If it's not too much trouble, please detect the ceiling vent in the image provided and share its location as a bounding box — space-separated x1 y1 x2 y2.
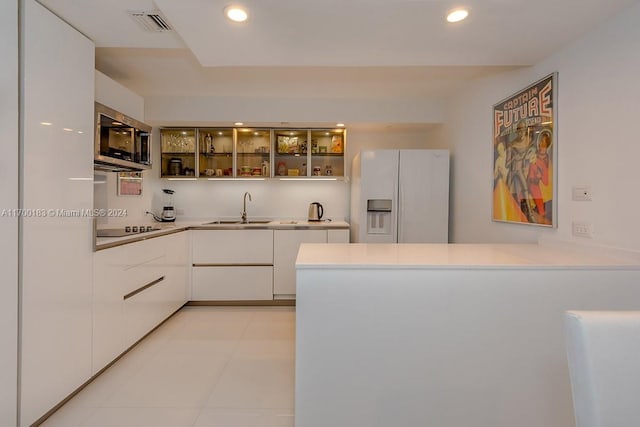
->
127 10 173 32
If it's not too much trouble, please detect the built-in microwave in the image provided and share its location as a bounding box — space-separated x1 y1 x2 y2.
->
94 102 152 171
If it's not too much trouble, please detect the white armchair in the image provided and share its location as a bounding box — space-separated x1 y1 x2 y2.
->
565 311 640 427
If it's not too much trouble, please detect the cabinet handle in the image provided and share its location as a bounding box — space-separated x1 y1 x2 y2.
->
192 263 273 267
123 276 165 300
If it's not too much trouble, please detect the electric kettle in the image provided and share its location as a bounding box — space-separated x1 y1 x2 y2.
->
308 202 324 221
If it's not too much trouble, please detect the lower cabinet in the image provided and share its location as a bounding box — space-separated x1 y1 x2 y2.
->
328 229 350 243
190 228 349 301
192 266 273 300
191 229 275 301
92 231 188 374
273 229 328 296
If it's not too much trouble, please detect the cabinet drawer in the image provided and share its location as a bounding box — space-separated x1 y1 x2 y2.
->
192 230 273 264
122 275 177 348
112 238 165 269
121 255 166 296
192 266 273 300
97 239 166 295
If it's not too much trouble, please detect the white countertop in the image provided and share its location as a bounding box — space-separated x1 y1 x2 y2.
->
295 243 640 269
95 219 349 250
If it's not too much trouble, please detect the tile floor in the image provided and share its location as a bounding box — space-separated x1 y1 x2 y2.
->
41 306 296 427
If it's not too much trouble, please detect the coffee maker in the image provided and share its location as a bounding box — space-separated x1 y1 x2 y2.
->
146 189 176 222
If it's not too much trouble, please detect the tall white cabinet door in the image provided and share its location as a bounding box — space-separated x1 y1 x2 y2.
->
20 1 95 425
0 1 18 425
398 150 449 243
274 230 327 296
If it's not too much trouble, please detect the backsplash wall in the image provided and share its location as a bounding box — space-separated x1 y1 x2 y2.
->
149 179 350 221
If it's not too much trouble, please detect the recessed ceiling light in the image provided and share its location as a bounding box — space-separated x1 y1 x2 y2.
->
225 5 248 23
336 123 345 127
447 8 469 23
40 122 52 126
234 122 244 126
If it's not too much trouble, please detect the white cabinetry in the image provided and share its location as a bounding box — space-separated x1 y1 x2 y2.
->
1 1 18 425
92 232 188 374
123 232 188 349
20 2 95 425
191 230 274 300
274 230 328 296
192 267 273 300
328 229 350 243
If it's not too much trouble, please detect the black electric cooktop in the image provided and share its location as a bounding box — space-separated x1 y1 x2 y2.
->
96 226 160 238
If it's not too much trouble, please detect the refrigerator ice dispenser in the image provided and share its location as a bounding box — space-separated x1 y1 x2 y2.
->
367 199 392 235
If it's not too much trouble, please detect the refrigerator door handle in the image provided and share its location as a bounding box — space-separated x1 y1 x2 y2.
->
398 181 403 243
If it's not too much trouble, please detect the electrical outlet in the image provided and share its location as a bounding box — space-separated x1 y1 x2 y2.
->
572 221 594 238
572 186 592 201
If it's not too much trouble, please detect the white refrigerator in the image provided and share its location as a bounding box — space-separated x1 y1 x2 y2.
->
351 149 449 243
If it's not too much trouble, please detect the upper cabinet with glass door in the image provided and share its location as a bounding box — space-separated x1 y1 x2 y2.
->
198 128 233 178
158 126 345 179
274 129 308 177
274 128 346 178
160 128 197 177
236 128 271 178
310 129 345 178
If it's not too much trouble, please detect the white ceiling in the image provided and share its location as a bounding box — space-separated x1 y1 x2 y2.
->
40 0 637 99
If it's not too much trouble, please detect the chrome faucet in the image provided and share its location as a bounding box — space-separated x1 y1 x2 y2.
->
241 192 252 223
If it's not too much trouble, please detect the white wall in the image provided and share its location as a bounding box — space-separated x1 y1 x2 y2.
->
145 95 444 127
0 1 18 425
443 2 640 249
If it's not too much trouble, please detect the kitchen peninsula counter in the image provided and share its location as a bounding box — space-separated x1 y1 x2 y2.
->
294 242 640 427
295 242 640 269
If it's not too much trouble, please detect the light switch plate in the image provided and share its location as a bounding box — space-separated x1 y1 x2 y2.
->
572 221 594 238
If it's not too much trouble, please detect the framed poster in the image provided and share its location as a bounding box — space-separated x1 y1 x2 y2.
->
492 73 557 227
117 172 142 196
